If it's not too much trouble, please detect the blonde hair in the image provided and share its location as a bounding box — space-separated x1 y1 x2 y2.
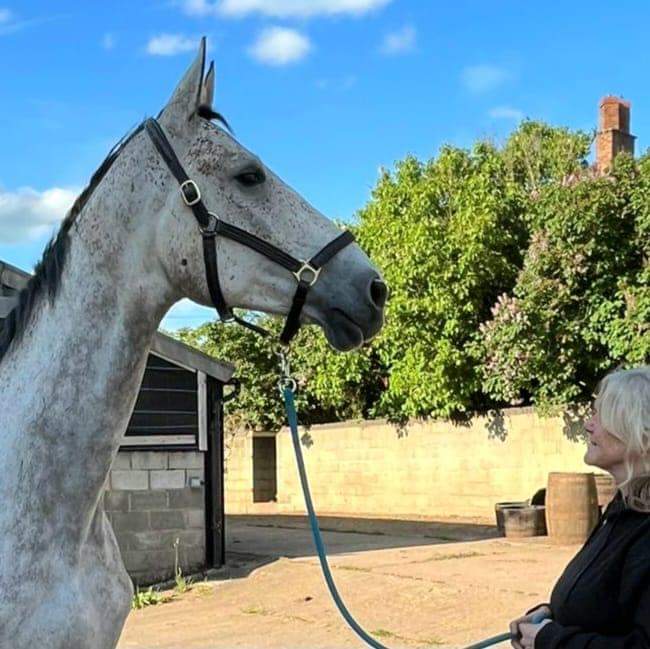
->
594 366 650 512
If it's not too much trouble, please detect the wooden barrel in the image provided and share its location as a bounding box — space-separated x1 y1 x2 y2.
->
546 472 599 544
502 505 547 538
495 501 528 536
594 473 617 511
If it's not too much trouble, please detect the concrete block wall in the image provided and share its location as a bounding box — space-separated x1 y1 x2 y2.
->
225 408 594 521
104 450 206 585
224 431 254 513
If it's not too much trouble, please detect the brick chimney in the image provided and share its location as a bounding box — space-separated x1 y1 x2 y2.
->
596 96 635 173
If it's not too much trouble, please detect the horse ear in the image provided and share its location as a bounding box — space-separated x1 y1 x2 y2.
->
200 61 215 109
158 37 206 134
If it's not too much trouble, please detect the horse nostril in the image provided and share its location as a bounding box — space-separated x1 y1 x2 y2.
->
369 278 388 309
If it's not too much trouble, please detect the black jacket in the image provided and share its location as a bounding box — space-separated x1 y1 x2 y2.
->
533 490 650 648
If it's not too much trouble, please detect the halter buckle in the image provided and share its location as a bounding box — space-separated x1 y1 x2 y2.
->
293 261 321 286
180 179 202 207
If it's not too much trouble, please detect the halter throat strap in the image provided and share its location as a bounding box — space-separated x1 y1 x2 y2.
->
144 117 355 345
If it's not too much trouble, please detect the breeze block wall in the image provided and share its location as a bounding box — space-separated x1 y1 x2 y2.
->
224 431 254 513
103 450 205 585
276 409 591 520
225 407 593 521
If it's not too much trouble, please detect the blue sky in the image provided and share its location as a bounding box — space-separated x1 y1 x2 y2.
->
1 0 648 329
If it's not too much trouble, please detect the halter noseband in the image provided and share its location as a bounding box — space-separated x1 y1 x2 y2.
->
144 117 355 345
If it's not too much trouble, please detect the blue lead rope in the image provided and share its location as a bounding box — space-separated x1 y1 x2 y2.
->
282 386 547 649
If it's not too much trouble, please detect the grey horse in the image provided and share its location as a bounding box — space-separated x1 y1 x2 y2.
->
0 40 385 649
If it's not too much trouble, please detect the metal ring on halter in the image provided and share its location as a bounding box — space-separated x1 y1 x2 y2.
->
199 212 219 236
293 261 321 286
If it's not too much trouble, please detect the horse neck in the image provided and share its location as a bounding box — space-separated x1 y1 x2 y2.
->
0 148 178 543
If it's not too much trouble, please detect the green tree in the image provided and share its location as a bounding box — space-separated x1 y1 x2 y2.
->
354 144 528 419
608 155 650 364
477 154 647 413
501 121 592 193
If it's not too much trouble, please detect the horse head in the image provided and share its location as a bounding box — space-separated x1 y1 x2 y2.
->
152 39 387 351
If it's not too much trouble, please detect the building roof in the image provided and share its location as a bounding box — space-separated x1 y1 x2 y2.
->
0 259 234 383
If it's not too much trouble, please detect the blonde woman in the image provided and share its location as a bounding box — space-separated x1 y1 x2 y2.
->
510 366 650 649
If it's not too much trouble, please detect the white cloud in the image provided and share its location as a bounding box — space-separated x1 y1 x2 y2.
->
489 106 524 121
248 27 311 66
181 0 214 15
0 10 55 36
315 75 356 90
0 187 78 243
102 32 115 50
181 0 391 18
461 64 511 94
381 25 415 55
146 33 199 56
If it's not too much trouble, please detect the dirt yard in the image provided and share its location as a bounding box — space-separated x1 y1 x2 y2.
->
118 515 579 649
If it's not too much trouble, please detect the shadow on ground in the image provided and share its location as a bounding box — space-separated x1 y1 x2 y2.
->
224 514 500 579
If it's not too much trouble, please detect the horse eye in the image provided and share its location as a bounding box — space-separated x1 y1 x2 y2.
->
235 168 266 187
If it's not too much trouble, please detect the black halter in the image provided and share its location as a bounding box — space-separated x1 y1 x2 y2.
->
144 117 355 345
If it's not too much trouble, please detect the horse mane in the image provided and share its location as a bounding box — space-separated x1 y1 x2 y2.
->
0 105 233 365
0 122 145 364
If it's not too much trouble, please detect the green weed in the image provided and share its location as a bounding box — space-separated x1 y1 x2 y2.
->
131 586 169 610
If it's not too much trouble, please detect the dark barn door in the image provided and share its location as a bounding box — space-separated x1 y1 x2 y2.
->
253 437 277 503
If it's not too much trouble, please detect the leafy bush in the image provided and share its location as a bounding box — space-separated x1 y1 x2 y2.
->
476 154 648 414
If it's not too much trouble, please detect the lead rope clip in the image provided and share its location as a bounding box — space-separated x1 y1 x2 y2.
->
276 347 297 394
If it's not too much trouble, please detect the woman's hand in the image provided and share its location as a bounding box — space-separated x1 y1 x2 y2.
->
517 619 553 648
509 605 552 649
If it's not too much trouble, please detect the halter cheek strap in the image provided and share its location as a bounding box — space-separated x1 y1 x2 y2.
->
144 118 355 345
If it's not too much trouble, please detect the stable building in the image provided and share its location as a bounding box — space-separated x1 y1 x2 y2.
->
0 259 235 584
